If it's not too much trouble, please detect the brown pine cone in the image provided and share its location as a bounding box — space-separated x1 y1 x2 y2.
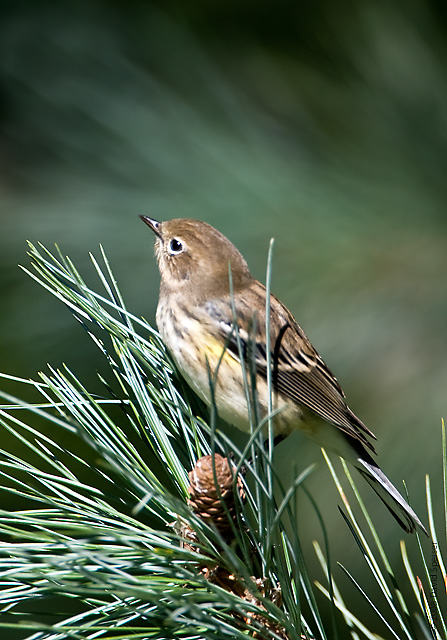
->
187 453 244 538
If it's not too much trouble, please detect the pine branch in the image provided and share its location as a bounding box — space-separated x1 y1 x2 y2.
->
0 243 445 640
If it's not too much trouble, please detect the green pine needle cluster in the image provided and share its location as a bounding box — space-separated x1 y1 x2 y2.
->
0 243 445 639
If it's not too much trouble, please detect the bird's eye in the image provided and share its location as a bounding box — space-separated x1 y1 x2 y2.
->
168 238 184 255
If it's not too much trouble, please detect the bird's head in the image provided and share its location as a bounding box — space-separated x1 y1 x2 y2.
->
140 216 252 299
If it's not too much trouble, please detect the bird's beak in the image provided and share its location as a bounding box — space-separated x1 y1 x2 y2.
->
140 215 162 238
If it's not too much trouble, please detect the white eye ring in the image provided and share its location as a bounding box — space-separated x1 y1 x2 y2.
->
168 237 184 255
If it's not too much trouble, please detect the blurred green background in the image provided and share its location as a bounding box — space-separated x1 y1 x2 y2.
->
1 0 446 636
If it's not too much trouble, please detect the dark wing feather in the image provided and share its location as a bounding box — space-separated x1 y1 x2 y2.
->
265 330 377 451
207 283 376 452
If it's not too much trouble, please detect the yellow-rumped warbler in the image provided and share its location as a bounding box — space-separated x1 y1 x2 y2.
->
141 216 426 535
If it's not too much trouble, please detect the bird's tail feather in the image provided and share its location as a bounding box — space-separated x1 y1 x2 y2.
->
356 458 428 536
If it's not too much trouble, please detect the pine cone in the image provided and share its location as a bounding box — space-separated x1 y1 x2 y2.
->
187 454 244 538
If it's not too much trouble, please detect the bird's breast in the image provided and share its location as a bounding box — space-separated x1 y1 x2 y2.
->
156 298 304 435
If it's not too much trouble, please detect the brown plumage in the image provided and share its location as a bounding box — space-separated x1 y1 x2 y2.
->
141 216 427 535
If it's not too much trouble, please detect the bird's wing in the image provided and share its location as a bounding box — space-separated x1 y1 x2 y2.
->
207 285 376 452
265 321 377 450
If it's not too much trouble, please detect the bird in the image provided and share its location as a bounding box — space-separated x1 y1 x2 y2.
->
140 215 427 535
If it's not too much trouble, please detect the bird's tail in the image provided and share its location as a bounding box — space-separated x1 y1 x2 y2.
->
356 458 428 536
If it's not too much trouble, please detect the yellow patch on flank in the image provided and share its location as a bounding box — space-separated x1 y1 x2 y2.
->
203 337 239 371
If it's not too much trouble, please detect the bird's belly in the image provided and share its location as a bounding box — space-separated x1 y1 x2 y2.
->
157 306 303 435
